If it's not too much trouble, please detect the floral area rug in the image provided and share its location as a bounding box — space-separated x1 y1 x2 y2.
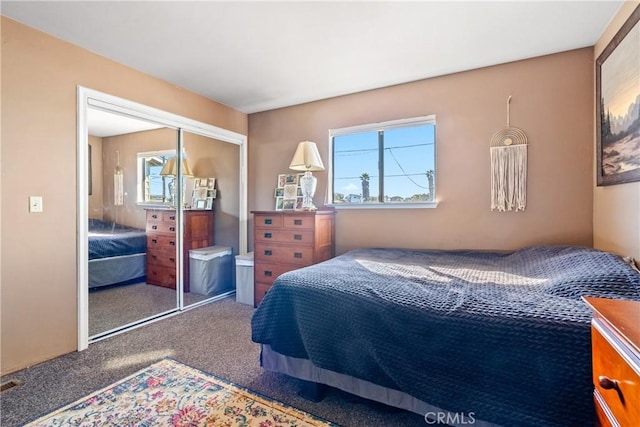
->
26 358 337 426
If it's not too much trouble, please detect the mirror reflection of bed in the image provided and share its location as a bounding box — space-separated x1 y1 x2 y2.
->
87 110 240 338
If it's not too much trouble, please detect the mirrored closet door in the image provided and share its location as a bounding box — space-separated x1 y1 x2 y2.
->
78 87 248 349
87 108 179 339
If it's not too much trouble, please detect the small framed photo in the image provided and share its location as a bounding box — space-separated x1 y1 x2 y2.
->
282 199 296 210
194 187 207 199
285 174 299 185
283 184 297 199
207 189 217 199
205 197 214 210
295 197 303 210
277 174 287 188
297 173 305 183
207 178 216 189
297 187 303 197
275 196 284 211
274 188 284 197
194 178 203 187
195 199 206 209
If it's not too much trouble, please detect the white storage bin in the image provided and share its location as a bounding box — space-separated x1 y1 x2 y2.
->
235 252 254 306
189 246 234 296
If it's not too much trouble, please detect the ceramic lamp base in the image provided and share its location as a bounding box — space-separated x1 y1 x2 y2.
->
299 171 317 210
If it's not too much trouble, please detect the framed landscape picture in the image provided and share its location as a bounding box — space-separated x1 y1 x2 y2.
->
596 5 640 186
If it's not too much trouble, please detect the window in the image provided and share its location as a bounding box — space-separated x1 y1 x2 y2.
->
330 116 436 207
137 150 175 204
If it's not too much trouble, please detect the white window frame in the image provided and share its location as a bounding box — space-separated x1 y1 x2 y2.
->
136 149 177 207
327 115 438 210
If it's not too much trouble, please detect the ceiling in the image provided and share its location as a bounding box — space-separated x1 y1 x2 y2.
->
2 1 622 114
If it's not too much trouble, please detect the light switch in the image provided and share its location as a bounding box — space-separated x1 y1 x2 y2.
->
29 196 43 213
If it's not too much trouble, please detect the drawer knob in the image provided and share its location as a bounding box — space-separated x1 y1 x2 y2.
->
264 250 272 256
264 271 272 277
169 241 175 246
151 238 157 244
152 225 158 230
598 376 619 391
265 218 272 225
293 234 302 240
294 252 302 258
152 214 158 219
294 219 302 225
169 226 175 232
169 215 175 220
264 232 272 239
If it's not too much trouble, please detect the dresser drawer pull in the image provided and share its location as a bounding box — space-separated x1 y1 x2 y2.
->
151 238 157 244
293 234 302 240
152 225 158 230
169 215 175 220
151 254 157 260
264 271 272 277
598 376 620 391
294 252 303 258
170 257 175 263
169 226 175 232
169 240 176 246
264 250 272 256
294 219 302 225
264 232 272 239
152 214 158 219
265 218 272 225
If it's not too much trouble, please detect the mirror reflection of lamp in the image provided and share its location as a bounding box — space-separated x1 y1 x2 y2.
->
289 141 325 210
159 157 193 208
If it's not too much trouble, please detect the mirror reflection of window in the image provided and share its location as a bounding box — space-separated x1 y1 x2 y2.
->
137 150 175 204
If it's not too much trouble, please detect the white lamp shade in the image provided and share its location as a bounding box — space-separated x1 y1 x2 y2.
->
159 158 193 177
289 141 325 172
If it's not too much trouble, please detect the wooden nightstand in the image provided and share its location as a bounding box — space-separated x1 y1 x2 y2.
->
583 297 640 427
146 209 214 292
252 210 335 307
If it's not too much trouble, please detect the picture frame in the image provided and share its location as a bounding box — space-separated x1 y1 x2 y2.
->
283 184 298 199
277 174 287 188
596 5 640 186
207 178 216 189
282 199 296 210
195 199 206 209
295 197 303 210
275 196 284 211
274 188 284 197
205 197 214 210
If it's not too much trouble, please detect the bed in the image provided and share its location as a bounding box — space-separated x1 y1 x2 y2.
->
251 245 640 427
88 218 147 288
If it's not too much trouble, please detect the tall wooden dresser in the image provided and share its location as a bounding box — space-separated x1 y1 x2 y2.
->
252 210 335 307
146 209 214 292
583 297 640 427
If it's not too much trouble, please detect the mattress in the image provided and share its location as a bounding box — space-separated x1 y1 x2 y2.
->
88 218 147 260
251 245 640 427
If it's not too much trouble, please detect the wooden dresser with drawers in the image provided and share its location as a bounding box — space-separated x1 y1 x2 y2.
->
583 297 640 427
252 210 335 307
146 209 214 292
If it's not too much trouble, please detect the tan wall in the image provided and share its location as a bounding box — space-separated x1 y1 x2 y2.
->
102 128 177 229
249 48 595 255
0 17 247 375
184 133 241 254
88 135 104 219
593 1 640 262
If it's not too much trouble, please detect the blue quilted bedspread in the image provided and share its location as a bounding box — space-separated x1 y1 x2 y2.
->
88 219 147 260
251 245 640 427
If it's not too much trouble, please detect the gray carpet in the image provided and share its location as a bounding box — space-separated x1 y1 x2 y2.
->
0 298 424 426
89 282 209 336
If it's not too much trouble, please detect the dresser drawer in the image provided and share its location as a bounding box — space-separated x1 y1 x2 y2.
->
145 210 175 222
254 214 283 229
254 282 273 306
146 221 177 235
254 261 297 285
255 229 314 244
254 243 314 266
147 234 177 249
146 265 176 288
592 323 640 426
283 215 314 230
147 248 177 269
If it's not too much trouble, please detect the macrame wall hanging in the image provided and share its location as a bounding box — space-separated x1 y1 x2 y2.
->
490 96 528 212
114 150 124 206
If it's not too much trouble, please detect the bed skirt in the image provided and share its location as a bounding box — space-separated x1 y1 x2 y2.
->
89 253 146 288
260 344 499 427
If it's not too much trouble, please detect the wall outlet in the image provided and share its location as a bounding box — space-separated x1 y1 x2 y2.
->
29 196 43 213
